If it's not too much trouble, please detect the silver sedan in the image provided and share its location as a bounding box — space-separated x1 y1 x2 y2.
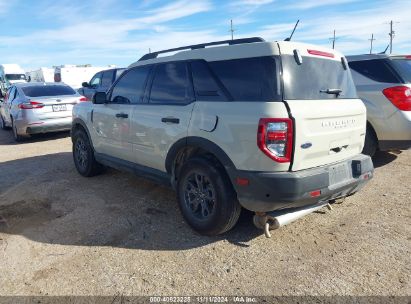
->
0 82 87 141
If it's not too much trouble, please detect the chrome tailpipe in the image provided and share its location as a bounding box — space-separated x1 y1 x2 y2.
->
254 203 331 238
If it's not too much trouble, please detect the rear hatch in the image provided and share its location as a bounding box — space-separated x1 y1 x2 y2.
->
278 42 366 171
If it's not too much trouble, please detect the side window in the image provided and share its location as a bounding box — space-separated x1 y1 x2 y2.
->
101 70 115 88
208 57 280 101
190 60 227 102
90 73 102 88
348 59 400 83
149 62 191 104
110 66 151 104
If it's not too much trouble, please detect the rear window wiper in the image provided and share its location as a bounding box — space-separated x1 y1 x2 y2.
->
320 88 342 96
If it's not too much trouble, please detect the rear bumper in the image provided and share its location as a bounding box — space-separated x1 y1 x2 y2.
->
234 154 374 212
17 117 72 135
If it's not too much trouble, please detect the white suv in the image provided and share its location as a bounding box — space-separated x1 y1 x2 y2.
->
71 38 373 236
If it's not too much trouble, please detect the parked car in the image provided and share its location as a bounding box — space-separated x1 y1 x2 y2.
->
0 82 87 141
54 65 116 90
347 54 411 156
78 68 125 101
71 37 373 236
0 64 27 97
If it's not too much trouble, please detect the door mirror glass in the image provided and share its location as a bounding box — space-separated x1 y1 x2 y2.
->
82 82 89 88
93 92 107 104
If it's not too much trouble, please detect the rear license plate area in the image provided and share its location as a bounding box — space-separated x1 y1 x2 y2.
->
329 163 349 185
52 104 67 112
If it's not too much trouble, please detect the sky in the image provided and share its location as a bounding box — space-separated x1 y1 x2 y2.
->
0 0 410 71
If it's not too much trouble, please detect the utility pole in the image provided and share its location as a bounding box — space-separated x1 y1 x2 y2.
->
329 30 337 49
389 20 395 54
229 19 236 40
369 34 376 54
149 48 151 53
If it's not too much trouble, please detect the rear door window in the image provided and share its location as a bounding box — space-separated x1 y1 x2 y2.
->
208 57 280 101
282 55 357 100
101 70 115 88
348 59 400 83
190 60 227 102
149 62 191 105
110 66 151 104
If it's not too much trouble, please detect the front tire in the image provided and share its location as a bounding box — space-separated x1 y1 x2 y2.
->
0 114 8 130
177 157 241 236
72 129 103 177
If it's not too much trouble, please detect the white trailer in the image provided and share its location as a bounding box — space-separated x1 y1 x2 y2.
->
54 65 115 89
0 64 27 96
27 67 55 83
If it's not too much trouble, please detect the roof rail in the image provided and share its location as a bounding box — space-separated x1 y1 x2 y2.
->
139 37 265 61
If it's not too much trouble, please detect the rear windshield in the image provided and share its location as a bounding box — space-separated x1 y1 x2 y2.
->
282 55 357 100
389 59 411 83
6 74 26 81
22 85 76 97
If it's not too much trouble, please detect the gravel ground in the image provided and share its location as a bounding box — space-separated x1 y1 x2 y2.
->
0 129 410 297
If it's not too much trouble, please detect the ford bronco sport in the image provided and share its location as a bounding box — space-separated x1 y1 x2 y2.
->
71 37 373 236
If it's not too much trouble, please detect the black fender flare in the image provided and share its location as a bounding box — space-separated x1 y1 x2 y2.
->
71 118 93 145
165 136 238 178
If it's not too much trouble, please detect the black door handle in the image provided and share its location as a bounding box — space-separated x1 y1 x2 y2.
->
116 113 128 118
161 117 180 124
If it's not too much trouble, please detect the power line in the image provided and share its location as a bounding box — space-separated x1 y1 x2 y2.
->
369 34 376 54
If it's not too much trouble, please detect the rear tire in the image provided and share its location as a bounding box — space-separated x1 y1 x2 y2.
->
12 118 26 142
362 125 378 157
177 157 241 236
72 129 104 177
0 114 8 130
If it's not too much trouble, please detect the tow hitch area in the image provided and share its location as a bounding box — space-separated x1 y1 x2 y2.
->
253 203 332 238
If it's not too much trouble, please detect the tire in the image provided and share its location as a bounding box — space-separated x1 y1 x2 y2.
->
362 125 378 157
12 118 25 142
177 157 241 236
72 128 103 177
0 114 8 130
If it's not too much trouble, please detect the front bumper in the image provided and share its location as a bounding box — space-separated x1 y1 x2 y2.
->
234 154 374 212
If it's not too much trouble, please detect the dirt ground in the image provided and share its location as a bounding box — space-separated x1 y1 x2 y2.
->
0 129 410 297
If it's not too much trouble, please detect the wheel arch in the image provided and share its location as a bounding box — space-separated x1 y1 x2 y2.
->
71 118 93 145
166 137 238 187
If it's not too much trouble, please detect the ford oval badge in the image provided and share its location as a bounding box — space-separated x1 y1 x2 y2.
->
301 142 312 149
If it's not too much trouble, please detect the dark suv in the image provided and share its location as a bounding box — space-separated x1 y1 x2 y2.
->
78 68 125 101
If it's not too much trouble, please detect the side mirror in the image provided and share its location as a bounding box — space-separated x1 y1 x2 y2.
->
82 82 89 88
93 92 108 104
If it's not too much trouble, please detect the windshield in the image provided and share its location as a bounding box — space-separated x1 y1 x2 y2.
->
389 59 411 83
22 85 76 97
282 55 357 100
6 74 26 81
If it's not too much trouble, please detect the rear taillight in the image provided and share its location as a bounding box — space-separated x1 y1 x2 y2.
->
78 96 89 102
18 101 44 110
382 86 411 111
257 118 293 163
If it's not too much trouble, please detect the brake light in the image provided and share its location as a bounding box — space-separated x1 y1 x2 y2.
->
18 101 44 109
257 118 293 163
405 55 411 59
382 86 411 111
78 96 89 102
307 49 335 58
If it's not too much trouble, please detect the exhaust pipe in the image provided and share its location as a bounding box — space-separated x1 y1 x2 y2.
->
255 203 330 238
